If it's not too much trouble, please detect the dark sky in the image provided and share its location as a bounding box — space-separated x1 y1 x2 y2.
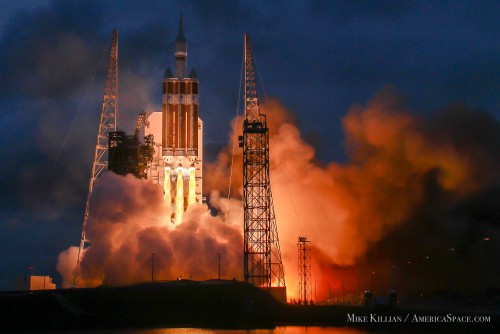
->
0 0 498 290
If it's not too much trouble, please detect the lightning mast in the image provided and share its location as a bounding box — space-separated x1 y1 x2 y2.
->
74 30 118 285
238 34 286 297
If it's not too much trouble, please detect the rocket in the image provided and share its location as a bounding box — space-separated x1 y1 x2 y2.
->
158 15 203 223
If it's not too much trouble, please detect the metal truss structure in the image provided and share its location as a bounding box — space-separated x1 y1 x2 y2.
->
238 34 285 291
298 236 312 303
74 30 118 285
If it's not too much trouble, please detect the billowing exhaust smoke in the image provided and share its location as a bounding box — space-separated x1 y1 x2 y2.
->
206 88 499 299
57 172 243 288
58 88 499 299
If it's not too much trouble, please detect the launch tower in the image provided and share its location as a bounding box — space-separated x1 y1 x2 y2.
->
75 30 118 285
238 34 286 302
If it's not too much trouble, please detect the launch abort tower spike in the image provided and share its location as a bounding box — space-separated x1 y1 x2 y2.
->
74 30 118 286
238 33 286 302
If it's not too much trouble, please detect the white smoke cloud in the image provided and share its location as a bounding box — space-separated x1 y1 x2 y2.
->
57 172 243 288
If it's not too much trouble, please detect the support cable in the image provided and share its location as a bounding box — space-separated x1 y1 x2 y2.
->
226 50 245 218
34 43 109 214
253 48 304 236
281 168 304 235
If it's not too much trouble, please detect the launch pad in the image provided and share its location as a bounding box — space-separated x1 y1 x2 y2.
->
2 282 497 332
73 19 286 303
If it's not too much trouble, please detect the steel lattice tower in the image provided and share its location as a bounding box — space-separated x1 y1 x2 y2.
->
298 236 312 303
74 30 118 285
238 34 285 293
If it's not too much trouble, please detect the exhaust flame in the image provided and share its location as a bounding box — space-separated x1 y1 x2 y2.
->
188 168 196 206
163 167 171 212
175 169 184 225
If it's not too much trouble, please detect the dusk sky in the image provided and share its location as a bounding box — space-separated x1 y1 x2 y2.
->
0 0 498 290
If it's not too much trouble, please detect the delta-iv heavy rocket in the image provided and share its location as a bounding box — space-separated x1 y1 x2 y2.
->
146 17 203 224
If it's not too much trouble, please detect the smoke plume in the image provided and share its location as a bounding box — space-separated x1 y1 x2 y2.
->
206 88 500 299
58 88 499 299
57 172 243 288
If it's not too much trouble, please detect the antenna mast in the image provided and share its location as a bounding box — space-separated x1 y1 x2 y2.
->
74 30 118 285
238 34 286 298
